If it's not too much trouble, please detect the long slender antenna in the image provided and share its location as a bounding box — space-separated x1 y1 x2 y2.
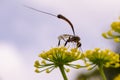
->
24 5 75 35
24 5 57 17
57 14 75 35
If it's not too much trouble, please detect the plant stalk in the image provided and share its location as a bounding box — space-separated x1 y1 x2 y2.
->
59 65 68 80
98 65 107 80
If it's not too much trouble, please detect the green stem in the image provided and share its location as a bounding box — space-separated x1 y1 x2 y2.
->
59 65 68 80
98 65 107 80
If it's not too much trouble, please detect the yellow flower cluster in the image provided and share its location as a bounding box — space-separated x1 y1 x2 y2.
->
34 46 83 73
85 48 120 68
114 74 120 80
111 21 120 33
39 46 82 63
102 17 120 42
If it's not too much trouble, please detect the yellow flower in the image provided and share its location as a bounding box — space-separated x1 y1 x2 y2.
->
35 68 40 73
111 21 120 33
102 17 120 43
114 74 120 80
46 69 50 73
102 33 108 38
114 38 120 42
65 68 70 72
34 46 83 73
85 48 120 68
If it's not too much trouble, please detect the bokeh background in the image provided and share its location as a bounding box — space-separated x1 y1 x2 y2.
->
0 0 120 80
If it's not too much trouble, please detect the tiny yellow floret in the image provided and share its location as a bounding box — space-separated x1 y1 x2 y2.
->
114 74 120 80
35 69 40 73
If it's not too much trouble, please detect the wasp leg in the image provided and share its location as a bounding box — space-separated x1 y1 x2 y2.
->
58 39 61 46
77 42 81 48
64 37 70 46
64 40 68 46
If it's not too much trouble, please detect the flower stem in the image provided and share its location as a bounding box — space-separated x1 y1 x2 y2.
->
98 65 107 80
59 65 68 80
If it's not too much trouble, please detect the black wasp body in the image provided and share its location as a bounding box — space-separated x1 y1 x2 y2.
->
24 5 81 48
57 14 81 48
58 34 81 48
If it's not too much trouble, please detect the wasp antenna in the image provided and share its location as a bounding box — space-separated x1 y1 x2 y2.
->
57 14 75 35
24 5 57 17
24 5 75 35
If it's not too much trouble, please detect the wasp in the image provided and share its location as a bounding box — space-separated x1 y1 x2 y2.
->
24 5 81 48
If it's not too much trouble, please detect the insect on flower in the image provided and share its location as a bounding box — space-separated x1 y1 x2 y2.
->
24 5 82 48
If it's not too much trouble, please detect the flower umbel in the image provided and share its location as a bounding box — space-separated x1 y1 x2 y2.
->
114 74 120 80
85 48 120 80
34 46 83 80
85 48 120 68
39 46 82 64
102 17 120 42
